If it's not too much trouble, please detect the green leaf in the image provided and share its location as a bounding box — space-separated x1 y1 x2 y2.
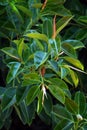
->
0 87 6 97
27 102 36 125
34 51 48 68
78 16 87 24
0 0 8 6
63 56 84 70
32 3 42 8
16 5 32 17
49 78 68 91
47 0 65 5
22 73 41 86
38 109 51 125
26 86 40 105
48 60 59 73
65 97 79 114
42 19 53 38
52 104 73 121
18 101 36 125
54 119 74 130
61 67 69 79
17 39 24 58
16 87 29 104
62 40 85 49
69 69 79 87
74 91 86 115
19 101 29 124
48 84 65 104
62 43 77 58
43 94 53 116
25 33 49 43
56 16 73 35
10 3 24 23
1 87 16 111
6 62 21 84
1 47 20 61
76 29 87 40
35 39 44 51
37 90 43 114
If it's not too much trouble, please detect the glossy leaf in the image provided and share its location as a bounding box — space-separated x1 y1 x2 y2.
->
18 101 35 125
0 87 6 97
22 73 41 86
54 119 74 130
65 97 79 114
6 62 21 84
56 16 73 35
63 56 84 70
43 94 53 116
78 16 87 24
37 90 43 114
27 102 36 125
52 104 73 121
69 69 79 87
1 87 16 111
43 19 53 38
48 60 59 73
1 47 20 61
48 84 65 104
26 86 40 105
17 39 24 58
76 29 87 40
38 109 51 125
62 40 84 49
34 51 48 68
10 3 24 23
16 87 29 104
75 91 86 115
49 78 68 91
25 33 49 43
62 43 77 58
61 67 69 79
16 5 32 17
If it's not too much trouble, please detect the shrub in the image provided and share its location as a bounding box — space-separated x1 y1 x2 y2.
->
0 0 87 130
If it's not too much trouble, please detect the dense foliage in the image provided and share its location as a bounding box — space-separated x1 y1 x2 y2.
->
0 0 87 130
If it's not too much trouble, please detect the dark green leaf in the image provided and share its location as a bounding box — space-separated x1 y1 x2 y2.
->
43 94 53 116
34 51 48 68
54 119 74 130
62 43 77 58
52 104 73 121
61 67 69 79
48 84 65 104
78 16 87 24
16 87 29 104
22 73 41 86
26 86 40 105
75 91 86 115
1 87 16 111
48 60 59 72
37 90 43 114
0 87 6 97
1 47 19 60
62 40 84 49
43 19 53 38
56 16 73 35
16 5 32 17
65 97 79 114
6 62 21 84
76 29 87 40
